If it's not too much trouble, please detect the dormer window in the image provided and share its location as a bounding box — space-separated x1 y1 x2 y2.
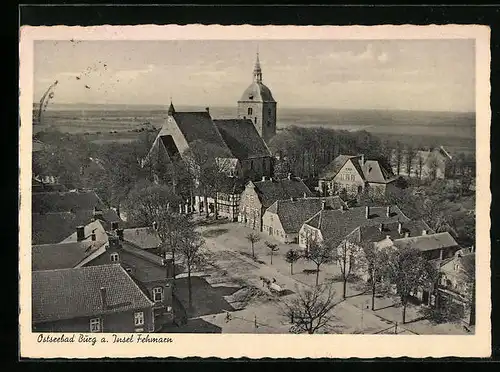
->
248 107 253 115
249 95 254 100
153 287 164 302
110 252 119 262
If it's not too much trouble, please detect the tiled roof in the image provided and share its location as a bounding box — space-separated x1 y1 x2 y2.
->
32 264 154 324
266 196 348 234
213 119 271 160
252 177 314 208
32 241 106 271
60 219 109 243
318 155 358 180
32 208 121 245
172 112 233 156
123 227 162 250
362 160 397 184
351 220 434 244
393 232 458 252
32 190 105 214
304 205 410 247
32 181 67 193
239 82 276 102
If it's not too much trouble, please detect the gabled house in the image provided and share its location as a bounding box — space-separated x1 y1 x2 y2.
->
298 205 410 251
193 176 246 221
391 146 453 180
318 154 399 200
438 248 475 317
32 264 155 333
239 174 314 231
262 196 348 243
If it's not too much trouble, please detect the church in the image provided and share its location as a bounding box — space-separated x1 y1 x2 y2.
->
142 53 278 219
143 53 277 182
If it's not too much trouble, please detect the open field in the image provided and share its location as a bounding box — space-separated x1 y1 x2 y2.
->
34 104 476 154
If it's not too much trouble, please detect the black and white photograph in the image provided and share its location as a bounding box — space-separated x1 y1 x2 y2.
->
19 24 491 358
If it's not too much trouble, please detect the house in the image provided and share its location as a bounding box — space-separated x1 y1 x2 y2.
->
31 190 122 245
193 176 246 221
298 205 410 251
142 53 276 185
239 174 314 231
390 146 453 180
32 178 67 193
32 264 155 333
318 154 400 200
437 248 475 317
262 196 348 243
122 226 162 254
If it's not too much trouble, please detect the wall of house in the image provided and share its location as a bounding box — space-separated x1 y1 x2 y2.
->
262 211 298 243
33 307 155 333
240 157 273 180
238 185 263 231
298 225 322 250
323 159 365 198
158 115 191 155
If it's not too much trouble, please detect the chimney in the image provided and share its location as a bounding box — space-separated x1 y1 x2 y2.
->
398 222 403 234
360 154 365 166
287 173 292 180
386 206 391 217
404 232 409 238
76 226 85 242
205 107 210 114
262 176 266 182
439 249 443 261
290 197 296 202
379 223 384 232
422 229 427 236
91 231 96 241
152 221 158 231
111 221 119 230
386 235 391 240
163 257 174 279
93 207 103 221
365 206 370 219
321 200 326 210
116 228 124 241
471 245 475 253
303 192 307 198
109 235 120 250
100 287 108 310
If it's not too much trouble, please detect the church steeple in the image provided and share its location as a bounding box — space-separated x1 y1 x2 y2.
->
253 52 262 83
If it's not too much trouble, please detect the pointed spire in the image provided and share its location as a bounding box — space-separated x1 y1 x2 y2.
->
253 50 262 83
168 98 175 115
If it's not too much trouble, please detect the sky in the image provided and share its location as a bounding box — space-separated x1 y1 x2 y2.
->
33 39 475 112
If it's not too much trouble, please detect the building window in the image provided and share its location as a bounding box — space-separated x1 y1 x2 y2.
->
90 318 101 333
110 252 119 262
248 107 253 115
153 287 164 302
166 306 172 312
255 117 258 124
134 311 144 326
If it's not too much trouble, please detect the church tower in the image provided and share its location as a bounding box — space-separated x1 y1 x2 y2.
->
237 53 277 143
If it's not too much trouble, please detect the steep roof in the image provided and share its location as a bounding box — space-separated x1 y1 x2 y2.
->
393 232 458 252
123 227 162 250
362 160 397 184
304 205 410 247
32 240 107 271
252 177 314 208
319 155 358 180
239 82 276 102
266 196 348 234
60 219 109 243
172 111 233 156
351 220 434 245
32 190 105 214
32 265 154 324
213 119 271 160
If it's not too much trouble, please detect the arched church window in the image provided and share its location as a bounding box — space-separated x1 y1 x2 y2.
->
248 108 253 115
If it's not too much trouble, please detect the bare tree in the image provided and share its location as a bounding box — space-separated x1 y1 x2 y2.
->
360 241 390 310
405 145 417 177
264 241 279 265
285 249 302 275
334 238 367 299
385 244 438 324
177 230 208 311
304 235 335 286
245 232 261 259
281 284 341 334
394 141 404 175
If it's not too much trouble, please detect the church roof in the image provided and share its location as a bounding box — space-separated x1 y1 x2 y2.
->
213 119 272 160
239 82 276 103
172 111 233 156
